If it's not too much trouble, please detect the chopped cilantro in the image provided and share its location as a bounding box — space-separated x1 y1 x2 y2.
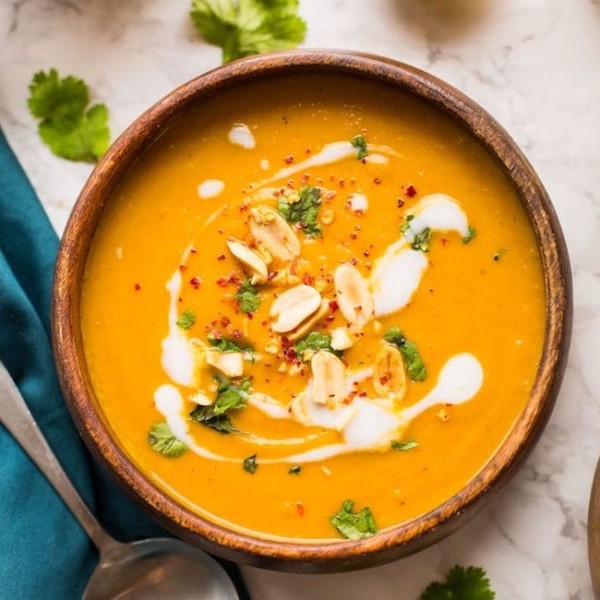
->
391 438 419 452
400 214 432 252
420 565 495 600
383 327 427 382
350 134 368 159
27 69 110 162
176 310 196 330
207 333 255 360
189 375 250 434
235 279 261 314
243 453 258 474
277 186 323 236
330 500 378 540
190 0 307 64
463 226 477 244
294 331 340 360
147 422 188 457
288 464 302 475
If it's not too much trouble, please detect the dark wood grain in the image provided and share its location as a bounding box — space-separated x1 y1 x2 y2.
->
51 49 572 573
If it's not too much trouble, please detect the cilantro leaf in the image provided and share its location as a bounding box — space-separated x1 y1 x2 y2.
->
243 453 258 474
189 375 250 434
383 327 427 382
28 69 110 162
391 438 419 452
420 565 495 600
147 422 188 457
208 333 255 359
190 0 307 64
330 500 378 540
400 214 432 252
463 226 477 244
350 134 368 160
294 331 340 360
277 186 322 236
235 279 261 314
177 310 196 330
288 464 302 475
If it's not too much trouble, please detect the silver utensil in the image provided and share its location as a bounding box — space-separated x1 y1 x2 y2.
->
0 360 239 600
588 457 600 598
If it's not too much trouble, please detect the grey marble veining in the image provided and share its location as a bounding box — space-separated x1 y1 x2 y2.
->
1 0 599 598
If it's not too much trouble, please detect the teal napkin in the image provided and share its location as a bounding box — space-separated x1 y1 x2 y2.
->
0 128 248 599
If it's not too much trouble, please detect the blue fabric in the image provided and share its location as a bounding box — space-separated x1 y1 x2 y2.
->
0 129 247 599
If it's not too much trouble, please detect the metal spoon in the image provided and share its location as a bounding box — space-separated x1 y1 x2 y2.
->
0 361 239 600
589 457 600 599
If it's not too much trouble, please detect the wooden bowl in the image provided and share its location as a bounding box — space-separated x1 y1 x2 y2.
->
52 50 572 572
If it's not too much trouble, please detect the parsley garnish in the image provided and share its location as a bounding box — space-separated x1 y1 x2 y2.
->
243 453 258 474
176 310 196 330
350 134 368 159
420 565 495 600
288 464 302 475
294 331 340 360
391 438 419 452
235 279 261 314
463 226 477 244
189 375 250 434
190 0 307 64
400 214 432 252
147 422 188 457
330 500 378 540
27 69 110 162
383 327 427 382
277 186 323 236
207 333 255 360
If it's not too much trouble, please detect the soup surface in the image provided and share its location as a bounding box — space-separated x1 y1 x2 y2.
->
81 75 545 541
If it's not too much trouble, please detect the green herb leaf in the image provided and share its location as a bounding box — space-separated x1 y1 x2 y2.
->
288 464 302 475
463 226 477 244
330 500 378 540
243 453 258 474
294 331 340 360
391 438 419 452
350 134 368 160
383 327 427 382
277 186 323 236
190 0 307 64
176 310 196 330
235 279 261 314
189 375 250 434
420 565 495 600
400 214 432 252
28 69 110 162
147 422 188 457
207 333 255 360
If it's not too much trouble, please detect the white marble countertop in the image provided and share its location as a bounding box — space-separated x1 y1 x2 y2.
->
1 1 599 598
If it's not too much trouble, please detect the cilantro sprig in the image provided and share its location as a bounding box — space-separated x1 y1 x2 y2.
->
147 422 188 458
350 134 368 160
208 332 255 360
177 310 196 330
243 453 258 474
329 500 378 540
235 279 261 314
294 331 340 360
277 186 323 236
190 0 307 64
190 375 250 434
391 438 419 452
383 327 427 382
420 565 495 600
27 69 110 162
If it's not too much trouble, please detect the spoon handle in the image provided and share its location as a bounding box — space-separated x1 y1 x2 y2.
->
589 457 600 598
0 360 117 552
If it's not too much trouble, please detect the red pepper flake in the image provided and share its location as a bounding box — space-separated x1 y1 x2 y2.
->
302 273 315 285
365 263 372 271
217 228 224 234
397 198 405 208
210 329 222 340
239 203 250 212
216 277 229 287
233 329 243 339
358 391 367 397
329 300 339 313
220 316 231 327
354 209 364 217
338 179 345 188
190 247 197 254
363 250 370 257
350 258 358 266
373 177 382 185
284 155 294 165
325 191 336 201
216 254 226 261
286 179 296 189
441 236 449 246
178 264 188 272
134 283 141 291
190 276 202 289
300 173 310 184
326 315 335 323
405 184 417 197
246 312 254 320
296 502 305 517
305 148 312 155
350 233 358 240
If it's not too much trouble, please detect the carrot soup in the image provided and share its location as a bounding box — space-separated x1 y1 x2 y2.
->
81 75 546 541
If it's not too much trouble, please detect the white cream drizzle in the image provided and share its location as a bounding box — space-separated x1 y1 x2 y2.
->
228 123 255 149
349 192 368 212
197 179 225 199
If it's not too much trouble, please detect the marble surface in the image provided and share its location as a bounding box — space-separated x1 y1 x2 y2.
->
1 0 599 598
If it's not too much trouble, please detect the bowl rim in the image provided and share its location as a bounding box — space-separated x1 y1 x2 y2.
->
52 48 572 572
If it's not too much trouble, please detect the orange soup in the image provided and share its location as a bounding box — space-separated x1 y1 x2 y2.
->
81 75 545 541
